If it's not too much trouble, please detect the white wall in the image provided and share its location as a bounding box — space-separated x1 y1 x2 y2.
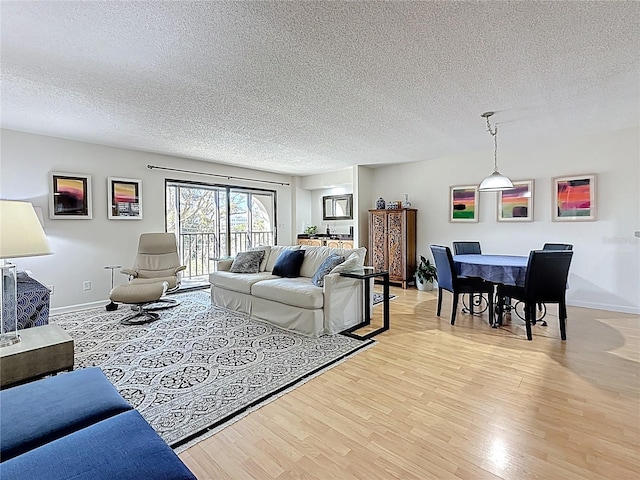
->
297 168 355 236
368 127 640 314
0 130 293 311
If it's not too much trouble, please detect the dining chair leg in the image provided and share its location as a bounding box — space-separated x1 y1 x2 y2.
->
451 294 459 325
524 302 533 340
559 301 567 340
469 294 474 315
436 288 443 316
488 292 494 327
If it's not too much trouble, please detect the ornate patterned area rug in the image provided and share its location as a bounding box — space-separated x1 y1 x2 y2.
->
51 291 373 450
372 292 397 306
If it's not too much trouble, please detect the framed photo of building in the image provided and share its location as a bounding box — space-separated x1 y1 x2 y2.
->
108 177 142 220
497 180 534 222
450 185 479 222
552 174 597 222
49 172 92 219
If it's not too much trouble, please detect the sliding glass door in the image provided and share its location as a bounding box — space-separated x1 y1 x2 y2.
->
166 181 276 279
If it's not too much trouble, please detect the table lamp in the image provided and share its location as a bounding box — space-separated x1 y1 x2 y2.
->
0 200 52 347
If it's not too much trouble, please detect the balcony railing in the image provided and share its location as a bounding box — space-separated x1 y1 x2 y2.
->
179 231 274 278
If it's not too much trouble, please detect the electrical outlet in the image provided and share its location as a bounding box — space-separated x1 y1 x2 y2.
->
83 281 92 291
47 285 54 295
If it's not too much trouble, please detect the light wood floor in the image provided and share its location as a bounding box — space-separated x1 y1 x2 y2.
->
180 287 640 479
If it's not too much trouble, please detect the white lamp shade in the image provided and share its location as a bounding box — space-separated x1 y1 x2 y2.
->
479 171 514 192
0 200 52 259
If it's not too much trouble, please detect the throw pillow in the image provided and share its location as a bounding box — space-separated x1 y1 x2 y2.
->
230 250 265 274
249 246 271 272
272 249 305 278
329 251 361 274
311 254 345 287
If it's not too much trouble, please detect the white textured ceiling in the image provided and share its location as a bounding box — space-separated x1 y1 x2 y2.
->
1 1 639 176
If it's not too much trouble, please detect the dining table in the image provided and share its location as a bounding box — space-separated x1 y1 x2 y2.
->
453 254 529 288
453 254 529 327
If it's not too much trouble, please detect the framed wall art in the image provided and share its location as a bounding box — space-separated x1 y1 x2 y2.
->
552 173 597 222
49 172 92 219
497 180 534 222
108 177 142 219
450 185 479 223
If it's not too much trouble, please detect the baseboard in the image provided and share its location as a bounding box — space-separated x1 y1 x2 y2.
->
50 300 108 316
567 300 640 315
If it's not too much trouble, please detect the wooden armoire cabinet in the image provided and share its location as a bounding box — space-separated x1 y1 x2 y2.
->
368 209 417 288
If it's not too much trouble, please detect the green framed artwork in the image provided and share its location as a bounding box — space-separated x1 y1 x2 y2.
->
450 185 479 223
497 180 534 222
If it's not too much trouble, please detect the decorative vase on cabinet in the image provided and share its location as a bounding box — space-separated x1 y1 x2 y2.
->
368 208 417 289
376 197 386 210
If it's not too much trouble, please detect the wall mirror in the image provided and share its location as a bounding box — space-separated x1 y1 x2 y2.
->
323 194 353 220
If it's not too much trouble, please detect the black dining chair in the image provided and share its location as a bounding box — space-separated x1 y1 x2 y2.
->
452 241 482 255
430 245 494 325
542 243 573 251
452 241 488 314
496 250 573 341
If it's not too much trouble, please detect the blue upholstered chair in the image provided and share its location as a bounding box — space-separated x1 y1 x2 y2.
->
430 245 494 325
452 241 482 255
497 250 573 340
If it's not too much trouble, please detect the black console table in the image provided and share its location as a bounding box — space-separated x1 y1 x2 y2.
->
339 268 390 339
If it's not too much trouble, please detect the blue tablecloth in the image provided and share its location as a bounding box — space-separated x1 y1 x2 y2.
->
453 254 528 287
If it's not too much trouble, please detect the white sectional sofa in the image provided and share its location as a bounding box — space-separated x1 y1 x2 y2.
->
209 245 369 337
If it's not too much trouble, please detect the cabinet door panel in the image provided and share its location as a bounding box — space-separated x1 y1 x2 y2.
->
387 211 405 279
370 212 387 270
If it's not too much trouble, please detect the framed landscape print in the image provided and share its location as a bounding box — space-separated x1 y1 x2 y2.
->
108 177 142 219
49 172 92 219
497 180 534 222
552 173 597 221
450 185 479 222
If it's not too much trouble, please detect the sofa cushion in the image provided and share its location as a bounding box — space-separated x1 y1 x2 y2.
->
251 278 324 309
249 246 271 272
330 251 363 274
230 251 265 274
265 245 301 272
210 271 277 294
0 367 133 463
299 246 333 278
272 249 305 278
0 410 196 480
311 254 345 287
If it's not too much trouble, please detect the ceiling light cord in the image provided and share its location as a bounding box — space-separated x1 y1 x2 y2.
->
478 111 514 192
486 116 499 173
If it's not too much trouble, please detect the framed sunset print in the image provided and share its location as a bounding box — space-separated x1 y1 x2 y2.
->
450 185 479 222
497 180 534 222
49 172 92 219
108 177 142 219
552 174 596 222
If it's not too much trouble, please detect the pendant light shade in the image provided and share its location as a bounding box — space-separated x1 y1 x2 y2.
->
479 171 514 191
479 112 514 192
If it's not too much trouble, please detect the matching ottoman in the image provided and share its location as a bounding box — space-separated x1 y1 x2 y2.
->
109 281 168 324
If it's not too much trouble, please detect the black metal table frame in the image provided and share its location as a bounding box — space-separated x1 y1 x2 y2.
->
339 269 390 340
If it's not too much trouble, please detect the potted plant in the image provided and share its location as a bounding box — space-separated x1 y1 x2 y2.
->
415 255 437 291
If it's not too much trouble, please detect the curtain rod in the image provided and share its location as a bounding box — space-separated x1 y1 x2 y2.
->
146 164 290 186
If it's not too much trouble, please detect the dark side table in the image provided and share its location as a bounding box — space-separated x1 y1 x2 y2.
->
339 268 390 339
16 272 50 330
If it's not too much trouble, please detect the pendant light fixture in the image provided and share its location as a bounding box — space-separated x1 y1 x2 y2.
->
479 111 514 191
